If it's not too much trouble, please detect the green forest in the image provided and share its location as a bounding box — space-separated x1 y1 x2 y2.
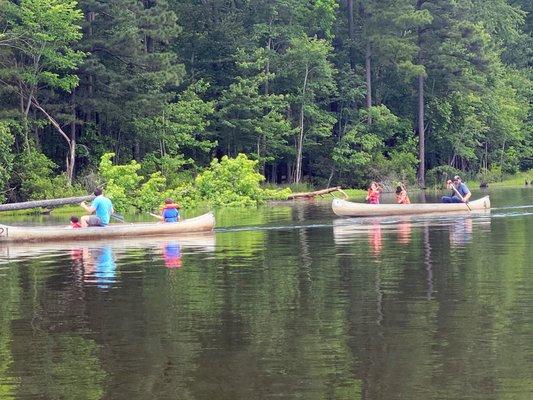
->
0 0 531 204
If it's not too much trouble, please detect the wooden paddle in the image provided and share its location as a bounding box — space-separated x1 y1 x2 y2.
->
111 213 125 223
448 182 472 211
148 212 163 221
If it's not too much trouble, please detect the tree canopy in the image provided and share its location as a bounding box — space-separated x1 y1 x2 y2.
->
0 0 531 200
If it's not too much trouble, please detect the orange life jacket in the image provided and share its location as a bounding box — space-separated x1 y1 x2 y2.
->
396 192 411 204
162 203 181 210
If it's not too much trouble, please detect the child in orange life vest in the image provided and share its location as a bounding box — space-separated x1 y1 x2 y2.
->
70 216 82 228
366 182 381 204
395 185 411 204
160 198 181 222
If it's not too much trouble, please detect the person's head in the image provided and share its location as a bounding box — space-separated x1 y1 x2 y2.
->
453 175 462 184
370 181 378 190
70 216 79 224
93 187 103 196
396 186 402 195
165 198 174 205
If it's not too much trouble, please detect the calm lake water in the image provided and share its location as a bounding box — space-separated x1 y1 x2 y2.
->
0 188 532 399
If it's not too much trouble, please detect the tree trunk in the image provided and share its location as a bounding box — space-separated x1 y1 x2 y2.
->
0 195 94 212
259 34 272 176
347 0 355 67
500 139 506 169
417 74 425 188
417 0 426 188
86 11 95 96
295 65 309 184
365 43 372 124
31 100 74 185
288 186 345 200
66 90 77 183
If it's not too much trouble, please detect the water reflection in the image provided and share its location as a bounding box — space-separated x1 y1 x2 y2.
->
397 221 412 244
1 192 532 400
370 221 383 256
162 242 182 268
449 217 474 246
79 246 117 288
333 217 414 250
0 234 215 264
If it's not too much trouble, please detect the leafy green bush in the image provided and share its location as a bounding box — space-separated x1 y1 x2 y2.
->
140 153 195 188
14 149 81 200
99 153 142 212
195 154 266 206
97 152 290 211
195 154 290 206
477 166 502 184
136 172 168 212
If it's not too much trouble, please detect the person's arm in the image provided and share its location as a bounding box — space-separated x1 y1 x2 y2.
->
80 201 96 213
463 190 472 202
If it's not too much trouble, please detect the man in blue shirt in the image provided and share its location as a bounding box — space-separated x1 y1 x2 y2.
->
442 175 472 203
80 187 114 227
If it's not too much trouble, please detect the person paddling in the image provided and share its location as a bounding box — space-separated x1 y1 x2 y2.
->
151 198 181 222
366 182 381 204
395 184 411 204
161 198 180 222
442 175 471 203
80 188 114 227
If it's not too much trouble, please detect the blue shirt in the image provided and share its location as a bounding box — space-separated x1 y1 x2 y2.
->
91 195 113 225
162 207 179 222
456 182 470 197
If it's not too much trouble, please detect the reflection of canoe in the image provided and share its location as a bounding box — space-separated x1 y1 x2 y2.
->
332 196 490 217
0 212 215 243
0 233 216 261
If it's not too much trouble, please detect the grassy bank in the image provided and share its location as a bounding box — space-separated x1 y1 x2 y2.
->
476 170 533 188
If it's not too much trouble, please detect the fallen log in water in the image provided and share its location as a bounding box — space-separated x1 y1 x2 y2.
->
288 186 348 200
0 195 95 212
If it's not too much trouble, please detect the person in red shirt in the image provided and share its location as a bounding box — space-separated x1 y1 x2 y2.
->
70 216 82 228
395 184 411 204
366 182 381 204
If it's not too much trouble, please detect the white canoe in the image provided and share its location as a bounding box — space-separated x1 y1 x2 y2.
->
332 196 490 217
0 212 215 243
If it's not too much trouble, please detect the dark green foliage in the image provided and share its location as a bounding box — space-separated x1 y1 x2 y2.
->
0 0 531 201
11 149 80 201
0 122 15 202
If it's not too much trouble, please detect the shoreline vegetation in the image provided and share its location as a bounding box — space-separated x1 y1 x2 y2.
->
0 0 532 210
1 168 530 219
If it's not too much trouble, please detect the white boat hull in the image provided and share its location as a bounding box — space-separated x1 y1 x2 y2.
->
0 212 215 243
332 196 490 217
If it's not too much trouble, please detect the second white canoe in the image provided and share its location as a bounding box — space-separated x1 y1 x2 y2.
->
332 196 491 217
